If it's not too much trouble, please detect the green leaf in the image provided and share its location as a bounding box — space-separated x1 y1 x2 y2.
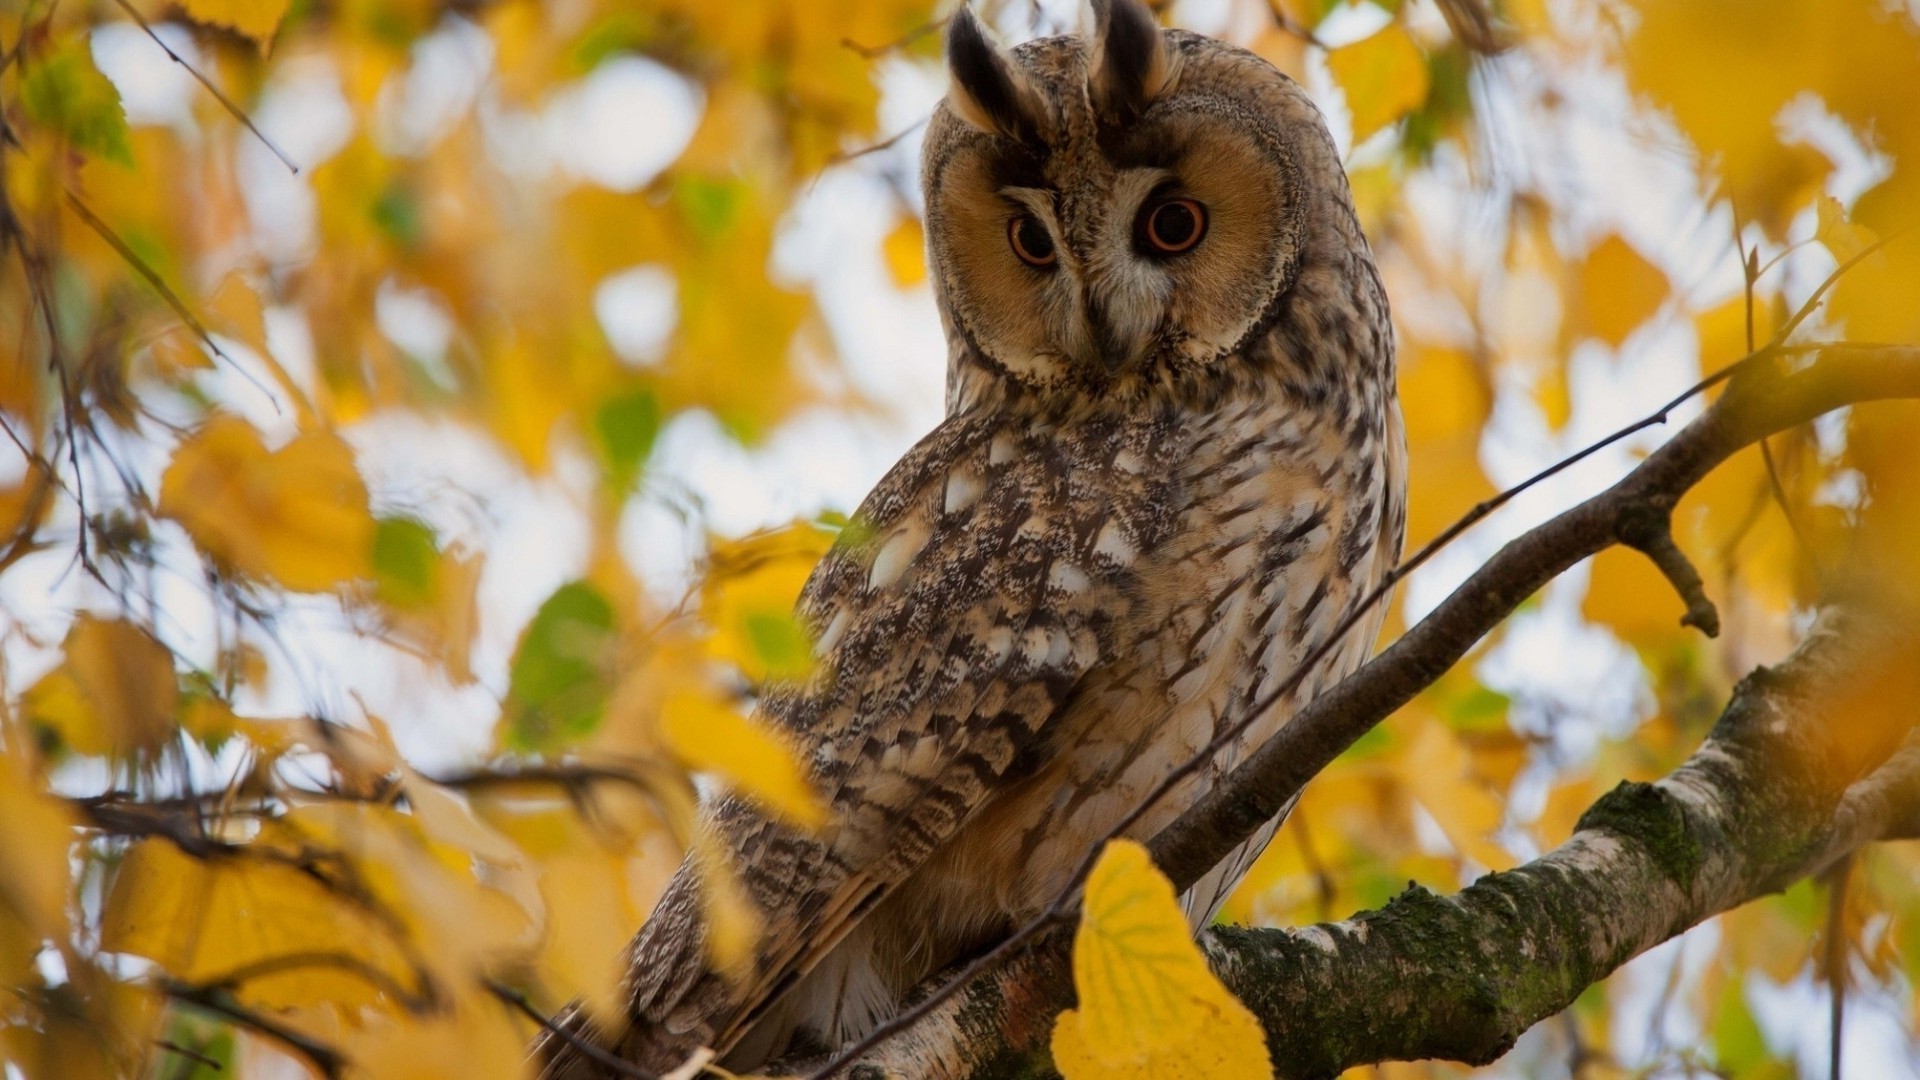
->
373 516 439 608
501 581 616 751
743 611 811 681
159 1011 237 1080
1710 977 1769 1074
594 388 661 489
22 38 133 167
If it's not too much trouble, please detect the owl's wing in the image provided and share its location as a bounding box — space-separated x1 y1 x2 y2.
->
604 410 1171 1071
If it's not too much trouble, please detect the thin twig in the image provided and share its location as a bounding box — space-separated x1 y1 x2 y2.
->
813 242 1918 1072
164 981 345 1079
106 0 299 173
806 344 1772 1079
1826 852 1854 1080
489 981 660 1080
841 17 947 59
60 192 296 414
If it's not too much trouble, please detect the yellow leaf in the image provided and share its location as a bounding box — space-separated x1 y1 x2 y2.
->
22 617 177 756
177 0 291 46
1583 547 1693 642
159 416 375 591
1326 25 1430 145
102 837 416 1010
883 217 927 287
1398 346 1495 546
277 803 534 990
1694 293 1780 371
1051 841 1273 1080
1623 0 1848 237
1816 195 1878 263
472 783 679 1019
0 753 76 986
1579 234 1669 348
1397 723 1515 870
208 272 269 357
702 521 834 683
659 688 824 829
338 989 530 1080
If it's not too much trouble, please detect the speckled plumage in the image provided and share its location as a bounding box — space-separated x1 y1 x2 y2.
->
550 4 1405 1074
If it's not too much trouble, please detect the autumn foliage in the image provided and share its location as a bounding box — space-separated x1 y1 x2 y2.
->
3 1 1920 1078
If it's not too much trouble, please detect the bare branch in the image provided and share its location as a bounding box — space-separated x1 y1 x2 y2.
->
807 606 1920 1078
164 981 346 1079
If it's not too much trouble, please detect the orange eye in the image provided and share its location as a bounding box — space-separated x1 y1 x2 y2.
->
1140 198 1206 255
1009 214 1057 267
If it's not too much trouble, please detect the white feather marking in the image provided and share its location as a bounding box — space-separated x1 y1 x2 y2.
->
814 607 851 655
1092 521 1137 566
989 433 1017 465
869 529 918 590
944 469 983 514
1048 561 1090 595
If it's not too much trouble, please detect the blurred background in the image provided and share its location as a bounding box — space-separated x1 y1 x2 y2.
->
4 0 1920 1076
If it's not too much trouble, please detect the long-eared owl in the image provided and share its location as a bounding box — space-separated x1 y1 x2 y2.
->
548 0 1405 1072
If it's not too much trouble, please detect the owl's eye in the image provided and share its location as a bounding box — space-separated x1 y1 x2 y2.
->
1008 215 1057 268
1139 198 1207 255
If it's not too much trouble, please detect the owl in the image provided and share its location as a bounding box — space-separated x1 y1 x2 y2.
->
546 0 1404 1073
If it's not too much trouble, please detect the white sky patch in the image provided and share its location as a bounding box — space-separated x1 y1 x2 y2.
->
547 57 703 192
238 59 357 264
376 278 459 376
595 265 678 368
90 21 200 128
378 17 495 156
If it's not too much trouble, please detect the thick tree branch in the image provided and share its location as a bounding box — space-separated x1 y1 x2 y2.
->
1151 343 1920 894
795 346 1920 1077
808 606 1920 1079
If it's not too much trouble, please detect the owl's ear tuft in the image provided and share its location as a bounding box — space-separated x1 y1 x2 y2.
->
1089 0 1177 122
946 5 1044 142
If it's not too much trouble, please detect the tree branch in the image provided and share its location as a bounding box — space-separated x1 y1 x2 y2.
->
791 345 1920 1078
805 606 1920 1078
1150 343 1920 896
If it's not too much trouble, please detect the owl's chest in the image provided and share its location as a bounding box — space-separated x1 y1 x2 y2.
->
923 398 1398 914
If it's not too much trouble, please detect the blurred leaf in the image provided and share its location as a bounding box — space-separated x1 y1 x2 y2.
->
1816 194 1878 263
1051 840 1273 1079
1327 25 1431 145
1398 345 1494 547
1578 234 1668 348
22 617 177 757
1397 721 1514 870
883 217 927 287
21 38 131 167
0 753 76 987
159 417 376 592
102 836 415 1011
177 0 292 47
373 516 441 609
207 273 270 357
659 687 824 829
594 388 662 491
702 523 833 683
501 582 618 751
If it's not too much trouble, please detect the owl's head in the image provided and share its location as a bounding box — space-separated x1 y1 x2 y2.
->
924 0 1367 406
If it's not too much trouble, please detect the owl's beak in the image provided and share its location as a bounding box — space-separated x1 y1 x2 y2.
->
1086 295 1149 373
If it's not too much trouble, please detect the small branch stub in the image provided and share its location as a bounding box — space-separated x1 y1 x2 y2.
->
1618 505 1721 637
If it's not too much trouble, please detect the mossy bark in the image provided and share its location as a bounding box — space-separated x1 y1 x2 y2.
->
801 609 1920 1080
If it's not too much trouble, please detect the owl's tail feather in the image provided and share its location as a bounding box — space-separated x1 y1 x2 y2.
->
1179 793 1298 931
538 848 887 1077
535 860 719 1078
